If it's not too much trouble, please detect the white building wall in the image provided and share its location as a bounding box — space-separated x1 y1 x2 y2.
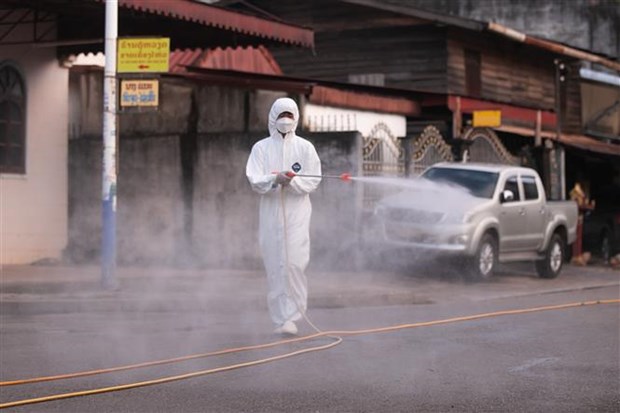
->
1 20 69 264
302 103 407 138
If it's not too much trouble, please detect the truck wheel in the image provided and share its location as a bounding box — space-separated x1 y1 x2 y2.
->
536 233 564 279
467 233 497 281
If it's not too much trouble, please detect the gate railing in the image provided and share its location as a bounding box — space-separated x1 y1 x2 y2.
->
461 127 519 165
362 122 404 210
408 125 454 176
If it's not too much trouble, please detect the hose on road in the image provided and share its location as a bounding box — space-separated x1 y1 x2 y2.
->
1 298 618 409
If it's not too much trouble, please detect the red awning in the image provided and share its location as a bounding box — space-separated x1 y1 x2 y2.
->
442 96 620 156
446 95 557 129
494 125 620 156
309 86 420 116
117 0 313 48
556 133 620 156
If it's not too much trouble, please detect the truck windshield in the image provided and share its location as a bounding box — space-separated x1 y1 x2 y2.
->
422 168 499 199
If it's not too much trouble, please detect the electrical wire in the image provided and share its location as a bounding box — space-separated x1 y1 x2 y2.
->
1 299 617 409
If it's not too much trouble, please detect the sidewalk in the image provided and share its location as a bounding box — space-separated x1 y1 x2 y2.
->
1 263 618 315
0 265 432 315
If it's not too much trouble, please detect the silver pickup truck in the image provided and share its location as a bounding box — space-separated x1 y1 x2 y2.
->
373 163 578 281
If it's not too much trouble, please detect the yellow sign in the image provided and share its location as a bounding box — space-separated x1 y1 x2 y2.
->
117 38 170 73
473 110 502 127
120 79 159 107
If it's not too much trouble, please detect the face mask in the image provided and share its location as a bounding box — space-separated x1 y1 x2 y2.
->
276 117 295 134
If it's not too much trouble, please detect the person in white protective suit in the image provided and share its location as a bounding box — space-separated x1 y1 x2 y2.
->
246 98 321 336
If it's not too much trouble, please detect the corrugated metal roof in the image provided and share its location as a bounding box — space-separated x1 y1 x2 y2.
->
557 133 620 156
197 46 283 75
501 128 620 156
169 49 205 74
341 0 485 31
1 0 314 50
309 85 419 116
179 66 421 115
489 118 620 156
169 46 283 75
180 67 315 94
117 0 314 48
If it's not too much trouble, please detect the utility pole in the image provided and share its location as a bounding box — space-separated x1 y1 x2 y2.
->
554 59 567 200
554 59 566 142
102 0 118 289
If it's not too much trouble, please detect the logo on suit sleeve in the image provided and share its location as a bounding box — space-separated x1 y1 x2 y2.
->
291 162 302 173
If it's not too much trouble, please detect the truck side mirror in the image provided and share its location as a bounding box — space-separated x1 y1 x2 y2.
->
501 190 515 203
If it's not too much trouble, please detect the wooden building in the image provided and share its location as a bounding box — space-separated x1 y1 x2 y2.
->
222 0 620 200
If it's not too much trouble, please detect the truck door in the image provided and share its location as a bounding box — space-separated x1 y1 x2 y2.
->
498 175 527 252
521 175 545 250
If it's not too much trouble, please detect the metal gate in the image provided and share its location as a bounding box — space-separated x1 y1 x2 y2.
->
363 122 404 176
461 127 519 165
409 125 454 176
362 122 404 209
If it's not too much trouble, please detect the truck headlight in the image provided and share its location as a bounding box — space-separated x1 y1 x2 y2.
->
450 234 469 245
462 212 476 223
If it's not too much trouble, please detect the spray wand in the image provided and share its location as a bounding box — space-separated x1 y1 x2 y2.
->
274 171 353 182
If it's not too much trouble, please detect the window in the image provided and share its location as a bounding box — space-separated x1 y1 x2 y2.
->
464 49 481 97
503 175 520 202
522 175 539 200
422 167 499 199
0 63 26 174
348 73 385 87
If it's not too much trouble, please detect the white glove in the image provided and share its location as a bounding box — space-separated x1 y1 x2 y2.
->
275 171 294 186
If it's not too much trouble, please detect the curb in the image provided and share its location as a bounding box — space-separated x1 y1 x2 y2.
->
2 265 617 316
0 290 433 316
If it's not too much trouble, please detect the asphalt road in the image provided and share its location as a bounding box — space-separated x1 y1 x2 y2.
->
1 286 619 412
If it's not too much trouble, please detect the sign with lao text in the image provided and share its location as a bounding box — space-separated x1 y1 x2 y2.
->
117 38 169 73
473 110 501 127
120 79 159 107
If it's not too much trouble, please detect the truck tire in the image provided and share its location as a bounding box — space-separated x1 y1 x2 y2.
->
536 233 564 279
467 233 497 281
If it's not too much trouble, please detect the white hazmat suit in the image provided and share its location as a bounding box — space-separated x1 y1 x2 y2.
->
246 98 321 330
